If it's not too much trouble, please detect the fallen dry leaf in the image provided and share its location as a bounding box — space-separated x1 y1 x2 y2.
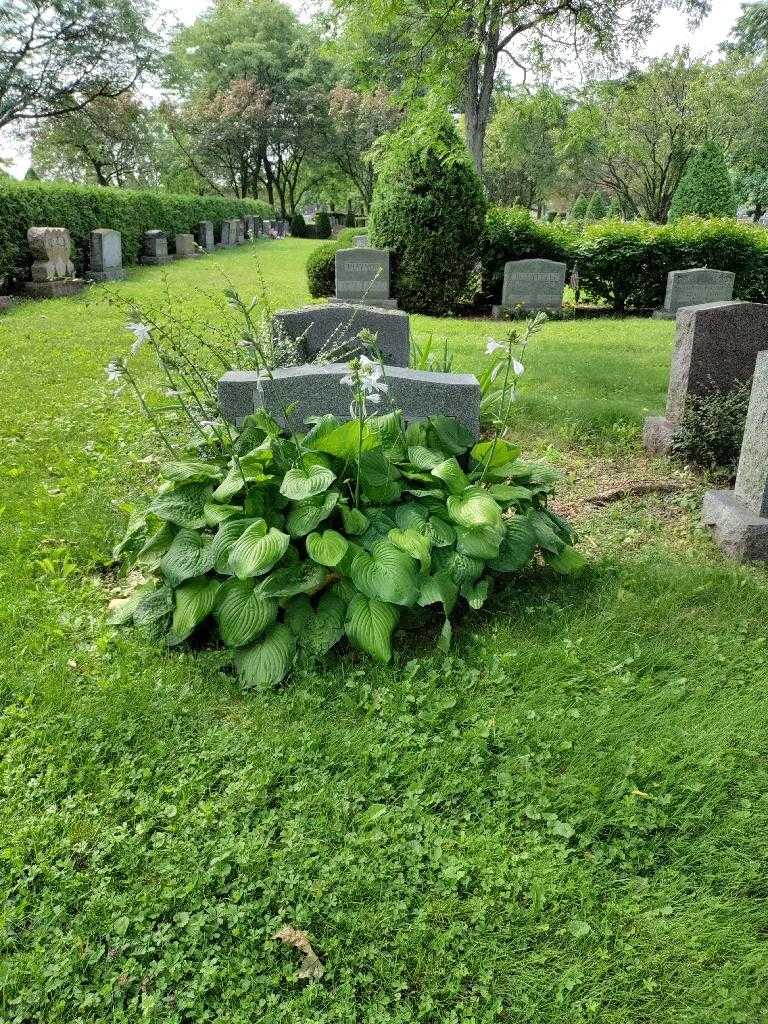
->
273 925 324 980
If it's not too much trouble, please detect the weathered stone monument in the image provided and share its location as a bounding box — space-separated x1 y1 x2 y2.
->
173 234 200 259
702 350 768 561
219 364 481 437
235 220 246 245
644 301 768 454
655 268 735 320
195 221 215 252
271 303 409 365
354 235 369 248
217 220 239 248
244 216 257 240
334 248 397 309
24 227 84 298
140 230 172 266
86 229 125 283
492 259 566 317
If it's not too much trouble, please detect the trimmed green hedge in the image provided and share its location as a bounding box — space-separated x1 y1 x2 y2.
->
0 180 272 277
306 241 340 298
482 207 768 313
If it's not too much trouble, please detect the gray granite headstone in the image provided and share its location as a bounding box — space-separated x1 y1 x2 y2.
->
334 248 397 309
195 221 215 252
493 259 566 317
174 233 200 259
271 303 409 366
354 235 369 248
235 219 246 245
140 230 172 266
244 216 257 240
656 268 735 320
702 349 768 560
219 364 481 437
217 220 239 248
644 301 768 454
87 229 125 283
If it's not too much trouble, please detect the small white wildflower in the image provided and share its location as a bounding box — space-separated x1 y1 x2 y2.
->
513 359 525 376
340 374 354 387
486 338 505 355
165 388 180 397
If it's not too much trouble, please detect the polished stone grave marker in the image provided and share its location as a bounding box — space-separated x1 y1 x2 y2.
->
271 303 409 365
334 248 397 309
492 258 567 317
655 268 735 320
87 229 125 283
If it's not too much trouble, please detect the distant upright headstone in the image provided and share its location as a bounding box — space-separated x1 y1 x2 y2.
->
244 216 257 240
195 221 215 252
492 259 566 317
235 219 246 245
217 220 239 248
334 248 397 309
644 301 768 454
272 303 409 366
86 228 125 283
219 364 481 438
24 227 84 297
140 230 172 266
354 235 369 248
263 220 272 236
702 349 768 560
655 268 735 320
174 233 200 259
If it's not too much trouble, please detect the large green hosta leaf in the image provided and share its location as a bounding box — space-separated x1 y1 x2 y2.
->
160 529 215 586
286 592 347 658
544 545 586 575
345 594 400 663
469 439 521 470
306 529 348 567
350 541 419 606
431 458 469 495
455 522 504 560
228 522 290 578
487 517 538 571
286 490 338 537
280 464 336 501
340 505 369 536
133 585 174 627
168 576 221 645
135 522 177 568
432 547 485 586
235 624 296 687
358 449 402 503
257 560 328 598
308 419 376 459
407 445 446 470
417 571 459 615
160 460 224 484
214 578 278 647
151 483 211 529
387 528 431 573
213 446 274 502
446 488 503 530
461 577 492 609
210 518 258 573
427 415 474 455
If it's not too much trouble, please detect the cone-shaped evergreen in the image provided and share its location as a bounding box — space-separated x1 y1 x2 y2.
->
570 193 589 220
584 191 608 221
607 197 624 219
668 142 736 222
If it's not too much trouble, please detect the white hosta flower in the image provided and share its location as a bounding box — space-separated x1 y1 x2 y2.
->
486 338 505 355
340 374 354 387
198 418 220 429
105 360 124 382
165 388 180 397
512 358 525 376
126 321 151 354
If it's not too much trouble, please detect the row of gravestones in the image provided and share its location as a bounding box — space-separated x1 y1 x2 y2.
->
642 299 768 562
336 249 737 319
493 260 735 318
18 216 287 300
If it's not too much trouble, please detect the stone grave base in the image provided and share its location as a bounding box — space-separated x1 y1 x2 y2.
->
702 489 768 562
140 255 173 266
652 309 675 320
24 279 86 298
492 304 561 319
330 297 398 310
86 268 126 283
219 363 480 438
643 415 675 454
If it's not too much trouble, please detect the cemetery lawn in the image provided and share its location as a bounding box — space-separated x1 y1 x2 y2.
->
2 239 768 1024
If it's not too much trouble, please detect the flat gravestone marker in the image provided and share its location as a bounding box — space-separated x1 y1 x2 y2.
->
219 364 481 438
140 230 172 266
655 268 735 320
87 229 125 283
702 349 768 560
493 259 566 317
334 248 397 309
272 303 409 366
644 301 768 454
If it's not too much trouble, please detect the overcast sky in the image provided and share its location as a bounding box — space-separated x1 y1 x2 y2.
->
1 0 743 176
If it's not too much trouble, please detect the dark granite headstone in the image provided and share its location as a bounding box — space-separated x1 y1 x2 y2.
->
271 303 409 365
140 230 172 266
195 221 215 252
87 229 125 283
644 301 768 454
493 258 566 317
655 268 735 320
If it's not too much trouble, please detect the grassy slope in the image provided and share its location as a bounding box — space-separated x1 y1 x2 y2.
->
1 240 767 1024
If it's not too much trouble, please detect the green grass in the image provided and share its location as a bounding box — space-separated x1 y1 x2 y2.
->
1 239 767 1024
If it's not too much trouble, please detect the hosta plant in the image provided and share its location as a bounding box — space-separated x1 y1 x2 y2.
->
112 407 584 687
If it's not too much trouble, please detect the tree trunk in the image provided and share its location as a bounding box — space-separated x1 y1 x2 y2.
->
462 4 501 175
